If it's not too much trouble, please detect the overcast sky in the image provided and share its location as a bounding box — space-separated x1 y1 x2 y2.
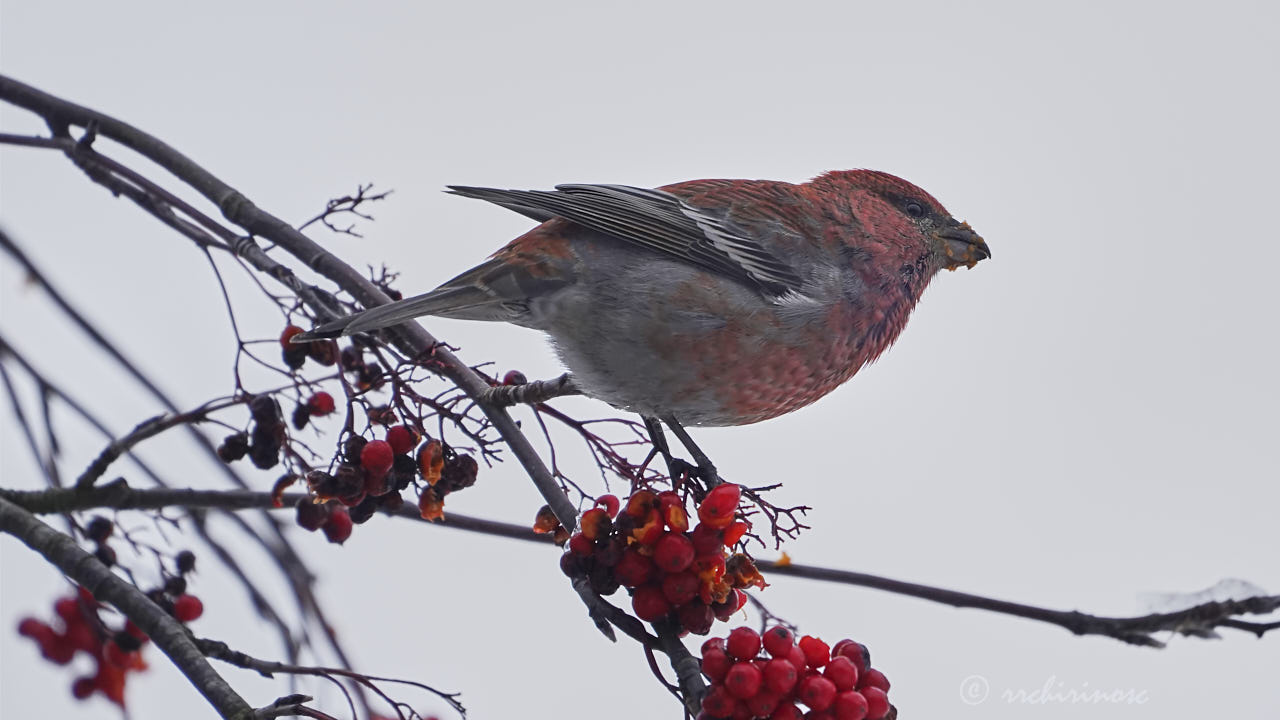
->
2 2 1277 719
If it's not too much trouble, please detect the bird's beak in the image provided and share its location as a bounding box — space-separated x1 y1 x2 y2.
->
936 221 990 270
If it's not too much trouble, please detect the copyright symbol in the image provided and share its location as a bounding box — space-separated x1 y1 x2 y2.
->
959 674 989 705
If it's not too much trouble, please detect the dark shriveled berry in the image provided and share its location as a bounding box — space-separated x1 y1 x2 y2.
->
249 395 283 424
342 436 368 465
291 404 312 430
282 346 308 370
295 498 329 531
306 470 338 497
349 495 379 525
175 550 197 574
390 454 417 491
379 491 404 512
164 575 188 596
248 439 281 470
94 544 117 567
85 516 113 543
340 345 364 372
113 630 142 653
307 340 338 366
437 454 479 494
217 433 250 463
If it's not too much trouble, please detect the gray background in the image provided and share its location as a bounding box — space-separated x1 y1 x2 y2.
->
2 1 1277 718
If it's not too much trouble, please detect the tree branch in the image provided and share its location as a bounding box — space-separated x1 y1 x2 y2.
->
9 482 1270 649
0 72 578 533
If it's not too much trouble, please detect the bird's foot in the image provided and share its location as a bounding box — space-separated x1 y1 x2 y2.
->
479 373 581 407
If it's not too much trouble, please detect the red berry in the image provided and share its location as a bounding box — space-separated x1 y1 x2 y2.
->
41 635 75 665
824 656 859 691
631 583 672 622
54 597 82 625
580 507 613 540
700 648 732 682
724 661 763 699
798 674 838 711
746 690 781 718
653 532 695 573
690 523 725 557
831 691 869 720
678 602 715 636
323 507 353 544
568 532 594 557
723 521 749 547
64 622 98 654
769 702 803 720
71 676 96 700
763 657 798 694
861 687 889 720
631 509 665 545
786 644 808 674
697 483 741 530
857 668 890 693
17 618 49 638
762 625 795 657
595 494 621 518
103 640 131 668
701 685 735 718
385 425 416 455
662 571 700 606
657 491 689 532
501 369 527 385
173 594 204 622
359 440 394 476
702 637 726 655
306 392 336 416
712 590 746 622
279 325 304 348
834 640 869 677
624 490 657 517
725 626 762 660
614 548 654 587
799 635 831 668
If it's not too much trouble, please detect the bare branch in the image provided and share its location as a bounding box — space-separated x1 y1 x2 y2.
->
0 73 578 533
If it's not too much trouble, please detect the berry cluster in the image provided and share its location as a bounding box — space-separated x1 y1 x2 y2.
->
556 484 765 634
279 324 338 371
85 515 118 568
297 426 479 542
292 391 337 430
338 339 386 391
15 549 205 707
216 395 286 470
699 627 892 720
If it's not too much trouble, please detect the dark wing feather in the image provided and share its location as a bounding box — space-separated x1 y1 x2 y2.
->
445 183 804 297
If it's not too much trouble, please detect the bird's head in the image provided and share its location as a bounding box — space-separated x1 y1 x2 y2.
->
814 169 991 274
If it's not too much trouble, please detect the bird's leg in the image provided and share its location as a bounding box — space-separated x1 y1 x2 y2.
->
661 416 721 488
642 415 681 479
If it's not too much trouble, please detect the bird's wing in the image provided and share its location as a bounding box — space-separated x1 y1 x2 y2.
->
446 183 806 298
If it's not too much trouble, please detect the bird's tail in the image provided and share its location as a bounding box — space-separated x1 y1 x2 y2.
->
291 285 491 342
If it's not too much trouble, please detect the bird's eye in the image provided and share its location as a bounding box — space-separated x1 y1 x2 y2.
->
905 201 925 218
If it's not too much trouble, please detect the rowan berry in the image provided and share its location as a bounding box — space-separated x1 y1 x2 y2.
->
173 594 204 622
726 626 762 660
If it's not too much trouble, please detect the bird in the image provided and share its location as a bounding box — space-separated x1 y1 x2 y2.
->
295 170 989 428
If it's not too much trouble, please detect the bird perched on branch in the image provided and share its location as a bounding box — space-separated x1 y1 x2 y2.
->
296 170 989 427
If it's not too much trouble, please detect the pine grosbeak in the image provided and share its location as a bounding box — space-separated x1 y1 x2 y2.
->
300 170 989 426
